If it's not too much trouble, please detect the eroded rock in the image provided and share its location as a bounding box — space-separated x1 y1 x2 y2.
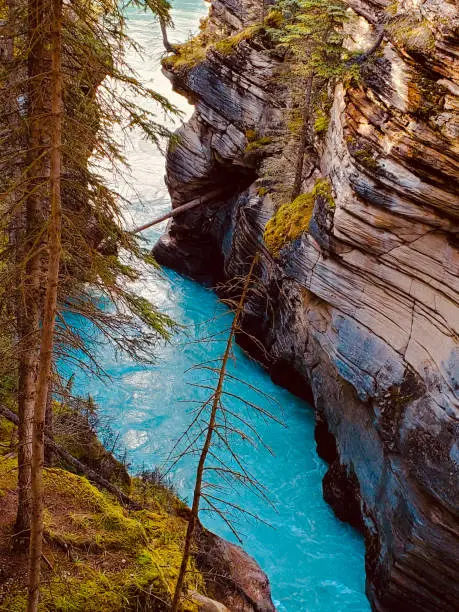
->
154 0 459 609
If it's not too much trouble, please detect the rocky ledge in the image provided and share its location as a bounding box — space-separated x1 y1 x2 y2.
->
154 0 459 609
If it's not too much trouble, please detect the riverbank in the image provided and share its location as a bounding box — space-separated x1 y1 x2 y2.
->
0 401 275 611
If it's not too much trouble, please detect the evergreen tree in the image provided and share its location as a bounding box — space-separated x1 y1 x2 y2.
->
264 0 351 202
27 0 63 606
0 0 177 604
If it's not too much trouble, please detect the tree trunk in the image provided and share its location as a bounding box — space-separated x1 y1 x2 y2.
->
291 75 314 201
27 0 62 606
171 256 258 612
44 386 54 466
2 8 29 527
159 15 175 53
2 0 29 539
4 0 39 541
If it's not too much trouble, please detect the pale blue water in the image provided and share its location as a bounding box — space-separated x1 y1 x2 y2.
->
66 3 370 610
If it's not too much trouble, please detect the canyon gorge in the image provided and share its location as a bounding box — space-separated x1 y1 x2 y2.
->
154 0 459 609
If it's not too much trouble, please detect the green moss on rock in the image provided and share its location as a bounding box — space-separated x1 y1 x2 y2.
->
314 110 330 134
264 193 315 256
245 136 273 152
214 24 262 55
264 179 334 256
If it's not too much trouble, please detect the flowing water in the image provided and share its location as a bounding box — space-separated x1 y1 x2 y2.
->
67 3 370 610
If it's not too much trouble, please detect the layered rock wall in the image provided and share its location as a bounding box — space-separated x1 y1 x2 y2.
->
154 1 459 609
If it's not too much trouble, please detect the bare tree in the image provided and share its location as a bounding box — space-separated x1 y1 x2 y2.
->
170 255 284 611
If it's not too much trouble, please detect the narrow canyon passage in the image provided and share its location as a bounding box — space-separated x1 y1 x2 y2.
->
64 2 370 610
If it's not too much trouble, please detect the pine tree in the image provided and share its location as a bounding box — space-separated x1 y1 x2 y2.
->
0 0 178 602
27 0 63 606
265 0 350 202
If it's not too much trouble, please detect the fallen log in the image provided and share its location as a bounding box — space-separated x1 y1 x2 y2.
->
132 198 203 234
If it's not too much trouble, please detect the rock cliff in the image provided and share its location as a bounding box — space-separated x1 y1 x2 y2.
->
154 0 459 609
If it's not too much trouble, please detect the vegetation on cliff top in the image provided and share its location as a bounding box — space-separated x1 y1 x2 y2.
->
260 0 356 211
162 10 281 71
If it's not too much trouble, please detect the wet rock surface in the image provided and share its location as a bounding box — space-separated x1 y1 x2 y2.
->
154 0 459 609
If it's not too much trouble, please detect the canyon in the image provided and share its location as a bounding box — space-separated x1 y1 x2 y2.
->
153 0 459 609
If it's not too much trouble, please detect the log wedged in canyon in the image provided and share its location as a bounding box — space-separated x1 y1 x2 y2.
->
153 0 459 609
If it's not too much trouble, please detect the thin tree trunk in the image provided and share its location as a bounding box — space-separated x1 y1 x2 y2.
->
132 198 204 234
171 256 258 612
291 74 314 201
3 0 29 539
5 0 36 540
15 0 53 538
27 0 62 606
44 386 54 466
159 15 175 53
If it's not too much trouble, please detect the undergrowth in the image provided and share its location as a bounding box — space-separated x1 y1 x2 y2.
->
0 428 203 611
163 11 278 72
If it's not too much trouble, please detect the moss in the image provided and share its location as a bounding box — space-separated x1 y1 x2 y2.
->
353 145 378 170
214 24 263 56
264 193 315 257
0 454 17 492
163 21 264 71
5 555 201 612
314 110 330 134
0 461 203 611
264 179 335 256
314 178 335 208
387 14 435 53
245 136 273 153
264 9 284 29
385 1 399 17
257 186 269 197
347 137 378 170
162 34 211 71
0 417 15 456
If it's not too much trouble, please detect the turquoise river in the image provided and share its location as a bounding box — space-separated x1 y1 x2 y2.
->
69 2 370 610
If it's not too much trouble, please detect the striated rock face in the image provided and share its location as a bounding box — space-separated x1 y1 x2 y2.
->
208 0 276 33
154 0 459 609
